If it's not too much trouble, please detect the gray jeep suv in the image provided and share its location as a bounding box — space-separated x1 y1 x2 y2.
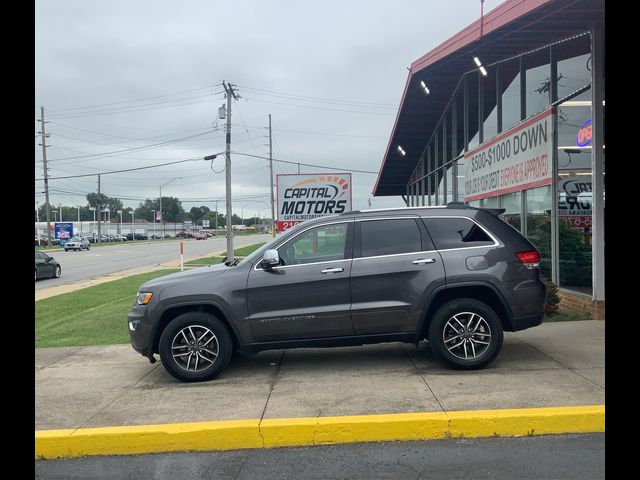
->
128 204 546 382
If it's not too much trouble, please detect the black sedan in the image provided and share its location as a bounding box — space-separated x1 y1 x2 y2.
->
35 251 61 281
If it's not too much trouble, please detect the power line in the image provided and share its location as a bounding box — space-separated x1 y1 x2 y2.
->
243 96 394 116
47 130 217 163
35 157 208 180
45 84 219 113
238 85 397 108
231 151 378 174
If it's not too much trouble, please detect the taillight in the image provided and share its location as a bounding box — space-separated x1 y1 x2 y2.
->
516 250 540 269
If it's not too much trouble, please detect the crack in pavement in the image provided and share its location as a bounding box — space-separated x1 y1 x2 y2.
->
257 350 286 446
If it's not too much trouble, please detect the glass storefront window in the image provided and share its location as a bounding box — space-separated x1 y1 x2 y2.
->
524 49 551 116
456 158 465 203
445 164 453 204
526 186 551 280
557 90 593 295
467 73 479 150
556 34 591 100
500 57 521 131
500 192 522 232
483 64 498 142
483 196 499 208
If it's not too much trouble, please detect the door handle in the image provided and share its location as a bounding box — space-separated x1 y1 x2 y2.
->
321 267 344 274
412 258 436 265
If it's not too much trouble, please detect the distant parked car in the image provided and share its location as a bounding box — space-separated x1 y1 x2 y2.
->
64 236 91 251
35 250 61 281
195 232 207 240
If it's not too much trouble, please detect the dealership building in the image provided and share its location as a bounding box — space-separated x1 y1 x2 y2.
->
374 0 605 318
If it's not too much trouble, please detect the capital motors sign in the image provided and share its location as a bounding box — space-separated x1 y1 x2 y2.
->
276 173 352 232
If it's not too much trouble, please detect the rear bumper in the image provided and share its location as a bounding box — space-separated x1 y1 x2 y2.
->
509 312 544 332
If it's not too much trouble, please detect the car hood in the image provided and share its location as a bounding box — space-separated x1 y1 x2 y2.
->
139 262 229 290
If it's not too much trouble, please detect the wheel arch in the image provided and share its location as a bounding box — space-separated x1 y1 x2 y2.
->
417 283 514 340
151 302 241 355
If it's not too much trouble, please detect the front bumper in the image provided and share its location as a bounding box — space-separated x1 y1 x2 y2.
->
128 304 155 358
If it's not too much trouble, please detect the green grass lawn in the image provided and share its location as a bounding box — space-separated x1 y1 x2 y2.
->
36 269 178 348
184 243 266 266
544 311 592 322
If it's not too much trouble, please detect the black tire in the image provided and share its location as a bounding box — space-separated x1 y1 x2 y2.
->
53 265 62 278
427 298 503 370
159 311 233 382
35 268 38 282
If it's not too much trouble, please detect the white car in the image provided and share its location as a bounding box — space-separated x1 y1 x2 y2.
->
64 236 91 251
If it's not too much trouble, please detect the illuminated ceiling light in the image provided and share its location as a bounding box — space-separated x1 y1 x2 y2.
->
473 56 482 67
419 80 430 95
397 145 406 156
479 65 488 76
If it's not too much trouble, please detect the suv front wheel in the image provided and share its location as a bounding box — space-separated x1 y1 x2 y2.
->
427 298 503 370
159 312 233 382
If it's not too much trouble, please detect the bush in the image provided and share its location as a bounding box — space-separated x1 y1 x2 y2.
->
544 279 560 315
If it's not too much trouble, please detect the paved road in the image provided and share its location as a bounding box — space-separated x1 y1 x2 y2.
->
35 433 605 479
35 235 271 291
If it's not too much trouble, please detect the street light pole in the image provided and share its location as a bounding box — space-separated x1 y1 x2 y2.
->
36 203 40 246
129 209 135 238
89 207 96 239
117 210 123 241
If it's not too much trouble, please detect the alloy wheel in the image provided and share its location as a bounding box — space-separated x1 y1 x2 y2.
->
170 325 219 373
442 312 492 360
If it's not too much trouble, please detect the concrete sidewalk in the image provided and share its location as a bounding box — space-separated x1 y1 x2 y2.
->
35 320 604 432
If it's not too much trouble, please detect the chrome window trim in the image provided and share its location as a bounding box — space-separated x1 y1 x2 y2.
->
420 215 501 250
353 250 438 261
253 220 353 271
357 206 447 213
354 215 419 222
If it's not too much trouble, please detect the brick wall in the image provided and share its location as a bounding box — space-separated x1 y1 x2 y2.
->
558 290 605 320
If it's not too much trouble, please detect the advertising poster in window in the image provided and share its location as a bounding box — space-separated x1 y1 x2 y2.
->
558 174 593 229
464 108 554 202
276 173 352 233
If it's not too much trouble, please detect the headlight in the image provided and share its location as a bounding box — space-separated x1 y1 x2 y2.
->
136 292 153 305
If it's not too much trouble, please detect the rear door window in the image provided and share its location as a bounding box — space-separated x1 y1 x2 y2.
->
359 219 422 257
422 217 495 250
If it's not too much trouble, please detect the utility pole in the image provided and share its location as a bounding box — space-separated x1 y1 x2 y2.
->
268 114 276 237
223 81 239 262
38 107 52 246
215 200 218 232
97 174 102 244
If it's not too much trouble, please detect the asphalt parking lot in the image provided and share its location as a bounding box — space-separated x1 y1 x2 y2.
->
35 234 270 292
35 433 606 480
35 320 604 431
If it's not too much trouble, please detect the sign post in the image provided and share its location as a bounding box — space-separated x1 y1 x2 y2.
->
180 241 184 272
276 173 352 233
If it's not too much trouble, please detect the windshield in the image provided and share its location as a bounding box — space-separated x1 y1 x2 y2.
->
69 237 81 242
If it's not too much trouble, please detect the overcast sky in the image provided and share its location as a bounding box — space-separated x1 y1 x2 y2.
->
35 0 504 218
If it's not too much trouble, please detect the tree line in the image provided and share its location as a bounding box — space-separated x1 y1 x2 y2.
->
36 195 265 227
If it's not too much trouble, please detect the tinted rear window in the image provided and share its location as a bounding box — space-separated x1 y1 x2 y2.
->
360 219 422 257
422 217 494 250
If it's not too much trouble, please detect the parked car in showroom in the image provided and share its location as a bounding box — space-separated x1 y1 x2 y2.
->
129 204 546 382
35 250 61 281
64 236 91 251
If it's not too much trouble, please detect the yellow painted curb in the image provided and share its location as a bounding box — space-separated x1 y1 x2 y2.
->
35 405 604 459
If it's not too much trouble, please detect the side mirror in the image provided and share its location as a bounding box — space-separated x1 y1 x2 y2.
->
260 249 280 270
45 256 53 263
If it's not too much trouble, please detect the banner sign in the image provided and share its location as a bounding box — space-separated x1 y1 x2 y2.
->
276 173 352 233
464 108 554 202
54 222 74 240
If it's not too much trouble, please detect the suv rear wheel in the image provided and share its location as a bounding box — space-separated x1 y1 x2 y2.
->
427 298 503 370
159 312 233 382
